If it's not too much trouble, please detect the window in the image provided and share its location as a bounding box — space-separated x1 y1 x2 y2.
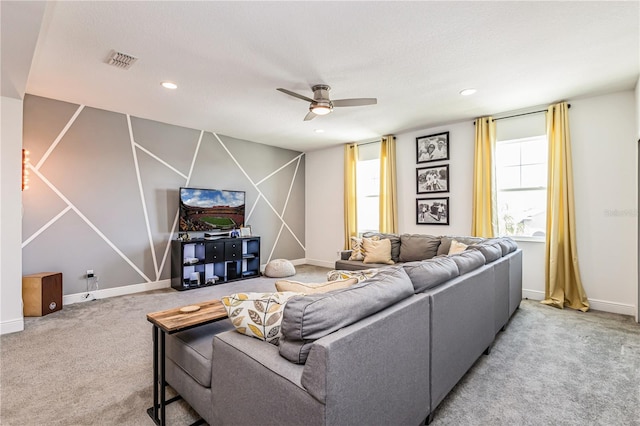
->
495 135 547 238
356 142 380 235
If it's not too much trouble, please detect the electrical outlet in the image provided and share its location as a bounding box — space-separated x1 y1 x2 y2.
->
87 269 94 278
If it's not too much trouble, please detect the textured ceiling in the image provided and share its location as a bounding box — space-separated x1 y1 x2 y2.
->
5 1 640 152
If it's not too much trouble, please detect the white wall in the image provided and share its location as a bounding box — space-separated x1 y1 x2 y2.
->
305 144 345 268
636 76 640 322
305 89 638 316
570 91 637 315
0 96 25 334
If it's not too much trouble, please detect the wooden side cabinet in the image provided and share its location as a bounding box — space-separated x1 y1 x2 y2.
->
22 272 63 317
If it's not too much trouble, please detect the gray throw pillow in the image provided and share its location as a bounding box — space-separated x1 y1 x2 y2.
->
363 232 401 263
398 234 441 262
279 266 414 364
402 257 459 293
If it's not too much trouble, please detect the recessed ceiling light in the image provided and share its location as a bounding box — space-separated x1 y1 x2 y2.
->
314 129 325 133
460 88 477 96
161 81 178 90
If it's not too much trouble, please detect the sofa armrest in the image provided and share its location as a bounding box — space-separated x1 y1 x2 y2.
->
340 250 352 260
302 294 431 425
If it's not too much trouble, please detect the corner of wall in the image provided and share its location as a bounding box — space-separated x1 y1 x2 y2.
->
1 96 25 334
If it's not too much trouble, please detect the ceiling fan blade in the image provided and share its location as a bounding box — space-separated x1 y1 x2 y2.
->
332 98 377 107
277 88 314 103
304 111 317 121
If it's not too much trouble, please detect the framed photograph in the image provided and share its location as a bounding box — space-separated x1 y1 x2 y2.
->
416 131 449 163
416 197 449 225
417 165 449 194
240 226 252 237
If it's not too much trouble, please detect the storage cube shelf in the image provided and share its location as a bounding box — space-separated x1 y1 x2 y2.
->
171 237 260 291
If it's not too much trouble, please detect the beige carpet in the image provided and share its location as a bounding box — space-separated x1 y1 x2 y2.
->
0 265 330 425
1 264 639 425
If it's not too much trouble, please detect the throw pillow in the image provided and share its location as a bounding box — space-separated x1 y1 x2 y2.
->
275 278 358 294
398 234 442 262
448 239 468 255
362 232 401 263
362 237 394 264
348 235 379 261
326 269 379 282
221 292 299 346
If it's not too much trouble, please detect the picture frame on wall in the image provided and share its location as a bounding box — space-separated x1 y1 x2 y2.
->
416 197 449 225
416 131 449 163
417 164 449 194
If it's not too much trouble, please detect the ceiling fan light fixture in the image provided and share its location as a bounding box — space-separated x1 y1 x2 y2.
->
459 88 477 96
310 103 332 115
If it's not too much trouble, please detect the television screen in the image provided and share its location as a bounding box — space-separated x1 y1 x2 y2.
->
179 187 245 232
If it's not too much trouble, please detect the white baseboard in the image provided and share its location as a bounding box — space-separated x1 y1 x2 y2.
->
522 288 636 316
304 258 335 269
0 317 24 335
63 279 171 305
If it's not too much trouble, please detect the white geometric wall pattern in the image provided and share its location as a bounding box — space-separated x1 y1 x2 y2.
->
22 95 305 298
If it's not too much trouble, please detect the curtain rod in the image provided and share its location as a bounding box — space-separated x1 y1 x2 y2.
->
473 104 571 124
352 136 395 147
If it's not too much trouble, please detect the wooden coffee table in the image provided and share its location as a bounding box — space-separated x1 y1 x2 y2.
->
147 300 228 426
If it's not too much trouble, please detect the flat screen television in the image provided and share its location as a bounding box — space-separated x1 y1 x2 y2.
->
179 187 245 233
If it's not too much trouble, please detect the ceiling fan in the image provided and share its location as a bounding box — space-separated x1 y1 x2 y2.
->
277 84 377 121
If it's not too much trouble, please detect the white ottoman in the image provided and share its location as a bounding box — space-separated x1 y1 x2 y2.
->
264 259 296 278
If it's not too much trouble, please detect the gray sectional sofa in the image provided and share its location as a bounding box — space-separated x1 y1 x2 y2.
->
164 234 522 425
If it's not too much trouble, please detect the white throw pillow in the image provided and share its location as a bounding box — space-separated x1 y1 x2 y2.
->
275 278 358 294
448 239 468 255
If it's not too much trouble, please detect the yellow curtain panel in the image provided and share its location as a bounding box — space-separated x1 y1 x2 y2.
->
344 143 359 250
379 135 398 234
542 102 589 312
472 117 497 237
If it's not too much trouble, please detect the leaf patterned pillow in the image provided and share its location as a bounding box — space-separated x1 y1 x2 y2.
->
221 292 299 346
326 268 379 282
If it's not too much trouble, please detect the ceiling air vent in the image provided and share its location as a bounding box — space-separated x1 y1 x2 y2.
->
106 50 138 70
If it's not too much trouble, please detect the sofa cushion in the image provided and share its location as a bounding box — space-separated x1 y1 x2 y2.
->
279 267 414 364
275 278 358 293
402 257 460 293
363 232 401 263
165 320 234 388
348 235 380 261
437 236 486 256
448 239 468 255
221 292 299 346
497 237 518 255
471 243 503 264
363 237 394 265
326 268 379 282
449 250 486 275
399 234 441 262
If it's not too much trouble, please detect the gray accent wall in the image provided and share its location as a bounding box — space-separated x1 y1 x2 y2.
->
22 94 305 296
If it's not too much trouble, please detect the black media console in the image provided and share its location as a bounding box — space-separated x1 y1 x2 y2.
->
171 236 261 291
